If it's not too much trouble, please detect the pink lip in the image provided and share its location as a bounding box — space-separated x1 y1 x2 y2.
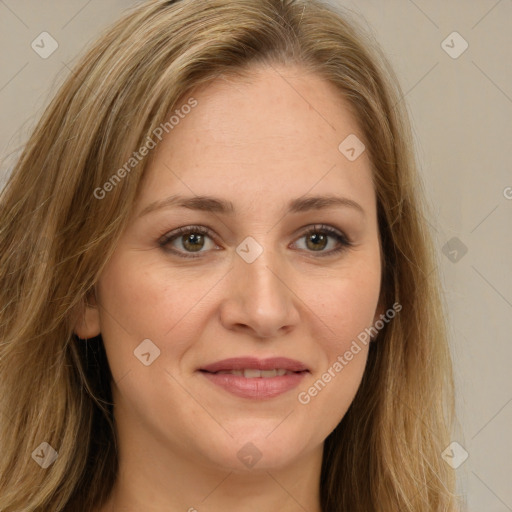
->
200 357 309 373
198 357 310 399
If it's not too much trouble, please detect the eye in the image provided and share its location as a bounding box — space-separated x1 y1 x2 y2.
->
159 224 352 259
159 225 218 258
291 224 352 257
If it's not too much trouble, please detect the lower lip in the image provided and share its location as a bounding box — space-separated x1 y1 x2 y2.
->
199 371 308 399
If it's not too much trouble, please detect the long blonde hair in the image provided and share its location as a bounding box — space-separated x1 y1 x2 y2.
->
0 0 460 510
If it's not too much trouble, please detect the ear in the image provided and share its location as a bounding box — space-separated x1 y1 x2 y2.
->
73 288 101 339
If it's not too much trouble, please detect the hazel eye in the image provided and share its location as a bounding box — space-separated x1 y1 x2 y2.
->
159 225 218 258
292 224 352 257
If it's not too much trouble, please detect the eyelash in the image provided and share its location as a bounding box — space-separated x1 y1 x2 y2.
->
158 224 352 260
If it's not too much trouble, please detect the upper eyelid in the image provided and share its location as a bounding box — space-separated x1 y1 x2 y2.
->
161 223 346 238
159 225 214 244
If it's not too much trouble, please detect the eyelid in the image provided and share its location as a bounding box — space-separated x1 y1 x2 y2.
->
158 225 221 256
291 224 352 258
298 224 351 244
159 224 215 245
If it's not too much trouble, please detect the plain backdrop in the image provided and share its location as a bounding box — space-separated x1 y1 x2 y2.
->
1 1 511 511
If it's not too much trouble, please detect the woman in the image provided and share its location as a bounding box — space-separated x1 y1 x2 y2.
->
0 0 461 510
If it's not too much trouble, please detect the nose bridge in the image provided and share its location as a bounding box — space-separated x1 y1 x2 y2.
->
223 234 298 337
236 234 287 303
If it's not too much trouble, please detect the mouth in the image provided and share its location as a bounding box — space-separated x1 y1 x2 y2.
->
199 356 310 374
198 357 310 399
200 368 307 378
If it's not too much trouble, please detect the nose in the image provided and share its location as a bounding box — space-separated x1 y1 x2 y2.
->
219 244 301 339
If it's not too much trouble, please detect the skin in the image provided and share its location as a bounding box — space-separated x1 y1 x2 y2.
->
77 63 384 512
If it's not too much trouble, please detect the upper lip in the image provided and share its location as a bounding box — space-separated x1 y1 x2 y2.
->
199 357 309 373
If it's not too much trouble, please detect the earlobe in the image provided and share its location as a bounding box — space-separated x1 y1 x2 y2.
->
73 289 101 340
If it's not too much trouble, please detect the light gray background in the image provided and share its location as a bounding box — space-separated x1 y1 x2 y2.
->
1 1 511 511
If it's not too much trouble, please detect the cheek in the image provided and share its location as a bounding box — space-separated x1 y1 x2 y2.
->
97 252 206 337
93 253 174 379
314 282 377 377
95 250 225 381
294 258 380 418
307 259 381 348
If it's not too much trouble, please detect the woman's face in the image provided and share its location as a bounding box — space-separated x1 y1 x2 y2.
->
76 64 383 473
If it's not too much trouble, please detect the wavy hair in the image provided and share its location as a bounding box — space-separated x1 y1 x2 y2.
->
0 0 460 510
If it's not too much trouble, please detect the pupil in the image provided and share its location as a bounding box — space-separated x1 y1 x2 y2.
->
184 233 203 251
307 233 327 251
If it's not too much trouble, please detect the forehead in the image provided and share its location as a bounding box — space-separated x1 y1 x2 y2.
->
136 64 375 217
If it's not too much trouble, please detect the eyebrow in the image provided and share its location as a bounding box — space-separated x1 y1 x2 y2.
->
138 194 365 218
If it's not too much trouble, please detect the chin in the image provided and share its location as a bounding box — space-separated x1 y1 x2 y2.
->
200 428 311 473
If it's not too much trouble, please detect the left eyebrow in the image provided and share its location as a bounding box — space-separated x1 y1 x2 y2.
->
137 194 366 218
